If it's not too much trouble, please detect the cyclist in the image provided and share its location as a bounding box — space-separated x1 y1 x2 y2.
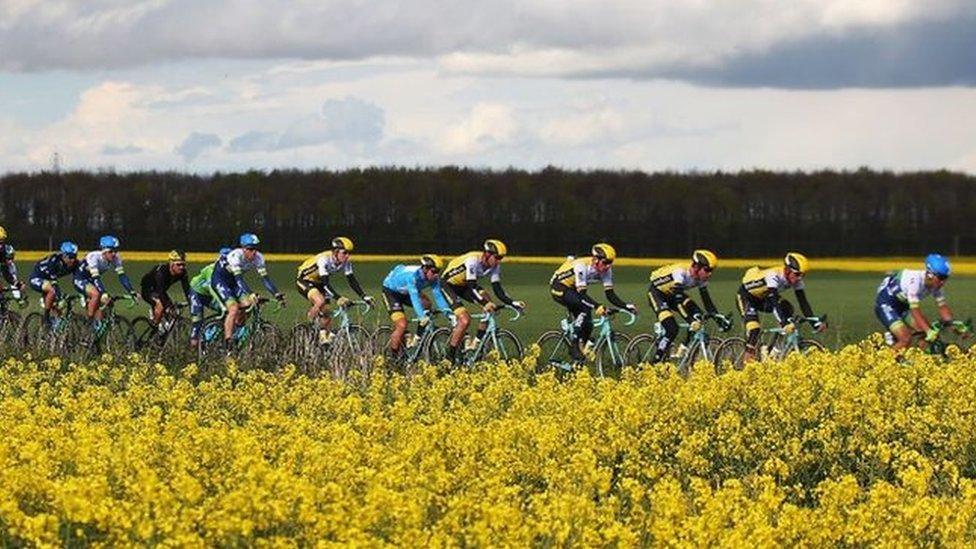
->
296 237 373 345
381 255 453 355
737 252 825 361
73 235 139 326
875 253 961 351
188 247 230 349
442 239 526 363
647 249 730 363
140 250 191 328
28 241 81 322
0 226 24 301
211 233 285 348
549 243 637 363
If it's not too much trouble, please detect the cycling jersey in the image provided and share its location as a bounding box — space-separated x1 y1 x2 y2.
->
190 264 216 295
649 263 706 295
877 269 946 308
444 252 501 286
212 248 279 303
74 250 135 294
297 251 353 281
140 263 190 307
0 244 19 285
382 265 451 320
551 257 613 290
741 266 803 299
29 253 78 297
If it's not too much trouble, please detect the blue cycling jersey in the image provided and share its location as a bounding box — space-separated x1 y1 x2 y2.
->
382 264 451 320
31 253 78 280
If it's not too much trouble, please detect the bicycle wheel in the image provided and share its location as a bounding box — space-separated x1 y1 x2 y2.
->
132 317 158 351
534 330 575 374
798 339 826 354
248 321 283 367
17 312 46 352
484 329 524 361
288 323 324 374
326 325 373 379
624 333 658 367
595 331 631 378
103 317 136 355
0 310 21 350
714 336 748 373
423 327 453 364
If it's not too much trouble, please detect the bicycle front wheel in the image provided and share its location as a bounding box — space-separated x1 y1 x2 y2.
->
422 327 453 365
102 317 136 355
484 329 524 362
535 330 574 374
623 333 658 367
595 331 631 378
714 336 748 373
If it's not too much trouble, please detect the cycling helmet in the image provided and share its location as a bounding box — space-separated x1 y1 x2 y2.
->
4 245 14 260
592 243 617 263
99 235 120 250
218 247 232 258
332 237 354 252
692 249 718 270
925 253 951 278
0 226 6 240
784 252 809 274
60 241 79 257
420 254 445 271
168 249 187 262
239 233 260 248
484 239 508 257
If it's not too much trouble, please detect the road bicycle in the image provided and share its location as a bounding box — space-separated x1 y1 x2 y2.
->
624 312 733 376
535 308 636 378
133 302 190 361
427 305 524 370
372 311 454 375
908 318 972 359
0 287 27 349
289 301 374 378
79 294 138 357
19 294 84 355
715 315 827 370
198 296 284 363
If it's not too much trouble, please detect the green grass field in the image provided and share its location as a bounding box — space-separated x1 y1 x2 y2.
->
15 259 975 349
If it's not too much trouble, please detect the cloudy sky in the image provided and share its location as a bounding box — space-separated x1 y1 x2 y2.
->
2 0 975 173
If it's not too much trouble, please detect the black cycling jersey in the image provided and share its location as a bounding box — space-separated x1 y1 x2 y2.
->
140 264 191 299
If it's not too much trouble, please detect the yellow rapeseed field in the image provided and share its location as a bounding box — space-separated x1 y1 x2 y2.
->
4 342 976 545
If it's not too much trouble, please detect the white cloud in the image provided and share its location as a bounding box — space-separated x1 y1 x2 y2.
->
442 103 517 155
175 131 220 162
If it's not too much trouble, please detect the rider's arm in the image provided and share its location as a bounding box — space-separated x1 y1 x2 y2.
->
2 260 18 285
604 288 628 309
430 280 453 314
699 287 718 315
794 289 815 318
179 273 191 301
113 257 136 294
938 303 954 323
406 283 429 321
466 280 490 305
491 281 515 306
254 258 280 296
345 273 367 299
910 307 932 333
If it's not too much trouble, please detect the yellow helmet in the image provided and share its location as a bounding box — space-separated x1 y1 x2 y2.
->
784 252 810 274
592 243 617 263
420 254 445 271
167 249 187 262
484 239 507 257
0 226 6 240
332 237 354 252
692 249 718 269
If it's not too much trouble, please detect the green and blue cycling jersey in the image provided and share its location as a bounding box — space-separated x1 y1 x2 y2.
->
382 265 452 320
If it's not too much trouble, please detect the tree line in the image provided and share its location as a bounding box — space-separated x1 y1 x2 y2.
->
0 167 972 257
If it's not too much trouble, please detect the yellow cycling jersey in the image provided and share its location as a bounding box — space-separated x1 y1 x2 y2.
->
443 251 501 287
649 263 705 296
297 251 353 282
551 256 613 289
742 266 804 299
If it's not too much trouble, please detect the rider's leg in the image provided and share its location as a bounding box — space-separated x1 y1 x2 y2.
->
448 308 470 362
889 321 913 351
42 282 59 316
223 301 240 341
85 285 103 321
151 297 165 325
390 312 408 352
653 313 679 363
189 291 205 348
738 290 761 362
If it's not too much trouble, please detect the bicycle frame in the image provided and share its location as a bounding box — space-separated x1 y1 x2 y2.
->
330 301 372 347
553 309 636 374
763 315 824 360
459 305 522 367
